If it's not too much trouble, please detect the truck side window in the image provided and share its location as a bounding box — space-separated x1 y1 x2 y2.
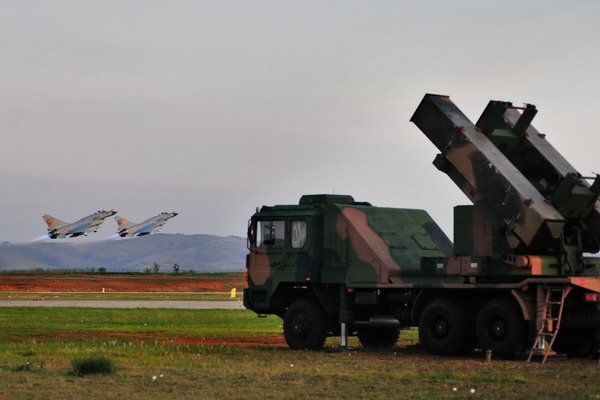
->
291 220 307 249
257 220 285 248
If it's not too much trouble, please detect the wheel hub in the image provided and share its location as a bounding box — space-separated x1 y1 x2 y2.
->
489 317 507 341
292 315 309 339
433 317 449 339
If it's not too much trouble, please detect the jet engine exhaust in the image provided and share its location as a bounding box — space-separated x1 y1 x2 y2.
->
30 234 51 242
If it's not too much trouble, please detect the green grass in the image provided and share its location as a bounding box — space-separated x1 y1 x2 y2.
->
0 307 599 399
0 308 277 337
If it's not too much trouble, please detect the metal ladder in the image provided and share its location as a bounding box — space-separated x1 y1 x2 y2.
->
527 285 570 363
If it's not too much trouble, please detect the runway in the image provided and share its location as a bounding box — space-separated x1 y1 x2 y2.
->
0 300 246 309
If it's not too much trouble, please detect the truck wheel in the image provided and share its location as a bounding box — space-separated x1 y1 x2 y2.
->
418 298 473 356
358 327 400 348
283 298 327 350
553 328 596 357
475 298 527 358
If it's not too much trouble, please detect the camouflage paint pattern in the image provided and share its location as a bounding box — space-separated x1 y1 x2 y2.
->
335 207 402 283
411 94 565 248
244 194 600 295
244 95 600 356
244 195 463 311
325 204 451 284
247 246 271 286
476 100 600 253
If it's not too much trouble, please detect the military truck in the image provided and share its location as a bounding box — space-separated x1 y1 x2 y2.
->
244 94 600 360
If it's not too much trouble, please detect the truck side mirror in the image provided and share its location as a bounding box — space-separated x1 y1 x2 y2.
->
246 220 255 250
263 223 276 246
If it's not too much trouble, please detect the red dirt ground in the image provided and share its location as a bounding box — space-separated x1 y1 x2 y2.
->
24 332 416 348
0 273 247 292
26 332 287 347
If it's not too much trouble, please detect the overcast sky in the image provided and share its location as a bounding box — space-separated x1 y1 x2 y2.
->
2 1 600 243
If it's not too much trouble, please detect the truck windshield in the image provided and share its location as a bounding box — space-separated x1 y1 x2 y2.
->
257 220 285 248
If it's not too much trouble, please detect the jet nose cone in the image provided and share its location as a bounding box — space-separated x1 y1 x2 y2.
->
172 212 178 217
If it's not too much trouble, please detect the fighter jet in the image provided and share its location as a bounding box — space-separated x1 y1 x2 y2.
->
43 210 117 239
114 212 178 237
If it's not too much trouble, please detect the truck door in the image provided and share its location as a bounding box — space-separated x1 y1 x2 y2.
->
247 219 286 286
282 219 312 280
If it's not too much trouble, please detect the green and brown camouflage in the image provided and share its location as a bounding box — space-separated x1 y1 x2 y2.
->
245 194 461 312
411 94 566 250
476 100 600 252
244 94 600 357
411 94 600 275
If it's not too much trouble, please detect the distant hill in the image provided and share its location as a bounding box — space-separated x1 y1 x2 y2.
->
0 234 247 272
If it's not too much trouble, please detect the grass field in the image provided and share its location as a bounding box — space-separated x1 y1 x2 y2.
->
1 307 599 399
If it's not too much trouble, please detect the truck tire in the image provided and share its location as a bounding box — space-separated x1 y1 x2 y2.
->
358 327 400 348
553 327 596 357
418 298 473 356
283 298 327 350
475 298 527 358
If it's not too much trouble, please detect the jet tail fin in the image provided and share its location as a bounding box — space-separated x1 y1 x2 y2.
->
43 214 66 231
114 215 135 229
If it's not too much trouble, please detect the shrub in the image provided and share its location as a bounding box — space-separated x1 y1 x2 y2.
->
13 362 31 372
71 356 114 376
